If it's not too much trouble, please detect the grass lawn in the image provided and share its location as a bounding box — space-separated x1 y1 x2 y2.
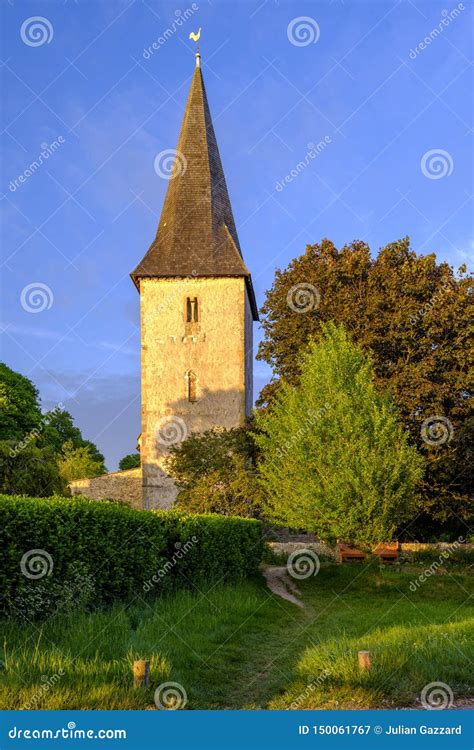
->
0 562 472 709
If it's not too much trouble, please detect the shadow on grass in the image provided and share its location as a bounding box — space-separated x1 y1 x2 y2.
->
0 564 472 709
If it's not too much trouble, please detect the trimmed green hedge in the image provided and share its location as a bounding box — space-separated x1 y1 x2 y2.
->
0 495 263 618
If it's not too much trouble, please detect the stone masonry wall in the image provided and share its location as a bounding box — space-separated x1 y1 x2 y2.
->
140 276 251 510
244 288 254 416
69 468 142 509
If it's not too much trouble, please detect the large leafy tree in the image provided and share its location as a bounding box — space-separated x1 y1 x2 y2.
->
254 323 424 545
257 238 473 536
0 364 106 493
0 363 42 441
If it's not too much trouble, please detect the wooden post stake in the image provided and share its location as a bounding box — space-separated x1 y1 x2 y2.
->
358 650 372 671
133 659 150 688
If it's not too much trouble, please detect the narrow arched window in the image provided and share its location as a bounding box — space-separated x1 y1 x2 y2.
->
187 371 197 402
185 297 198 323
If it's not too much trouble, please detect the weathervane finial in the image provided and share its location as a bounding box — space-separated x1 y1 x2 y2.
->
189 27 202 67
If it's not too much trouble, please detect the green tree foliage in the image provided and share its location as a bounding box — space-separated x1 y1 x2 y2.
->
254 323 424 546
0 441 64 496
57 441 104 484
0 363 42 441
257 238 473 536
175 454 264 517
0 364 106 493
167 425 262 518
41 409 106 468
118 453 141 470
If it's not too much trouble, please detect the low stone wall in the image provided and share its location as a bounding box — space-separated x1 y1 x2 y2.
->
268 541 336 559
69 468 142 509
400 542 470 552
268 541 473 561
264 526 316 543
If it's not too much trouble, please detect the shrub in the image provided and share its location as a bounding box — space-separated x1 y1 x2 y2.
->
175 455 264 518
0 441 64 496
0 495 263 619
167 424 263 518
57 440 105 483
407 545 474 568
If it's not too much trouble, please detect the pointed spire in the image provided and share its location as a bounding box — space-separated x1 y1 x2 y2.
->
131 58 258 320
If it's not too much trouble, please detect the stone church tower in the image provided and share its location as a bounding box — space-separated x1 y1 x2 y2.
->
131 54 258 509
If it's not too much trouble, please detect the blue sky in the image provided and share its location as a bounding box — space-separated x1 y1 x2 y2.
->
1 0 472 469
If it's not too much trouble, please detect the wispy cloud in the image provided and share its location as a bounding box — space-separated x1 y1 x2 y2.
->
0 322 139 357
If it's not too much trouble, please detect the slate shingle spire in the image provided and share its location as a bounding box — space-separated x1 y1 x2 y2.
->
131 53 258 320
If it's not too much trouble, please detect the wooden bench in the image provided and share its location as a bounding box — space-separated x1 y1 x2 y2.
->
372 542 400 562
336 543 366 563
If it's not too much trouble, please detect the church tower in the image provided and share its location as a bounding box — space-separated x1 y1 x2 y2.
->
131 53 259 509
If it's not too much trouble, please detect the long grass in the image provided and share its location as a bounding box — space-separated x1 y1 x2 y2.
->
270 619 473 709
0 564 472 709
0 582 289 709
